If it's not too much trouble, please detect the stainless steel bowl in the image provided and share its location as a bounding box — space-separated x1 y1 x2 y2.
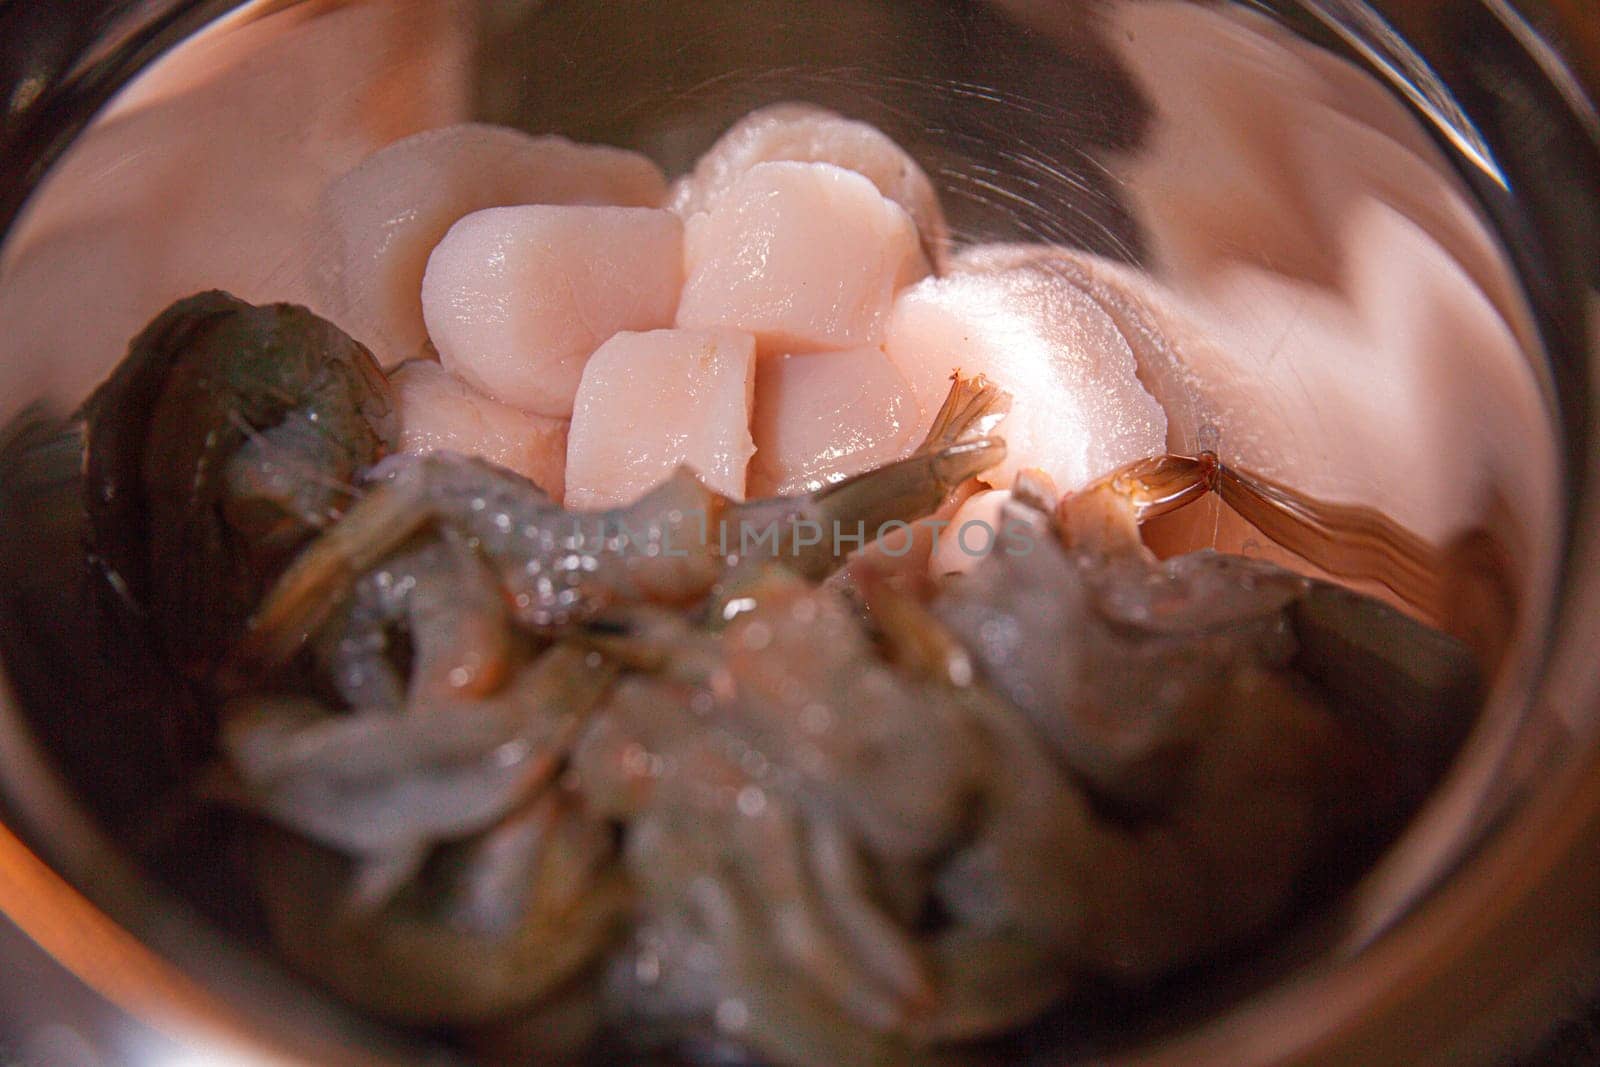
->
0 1 1595 1063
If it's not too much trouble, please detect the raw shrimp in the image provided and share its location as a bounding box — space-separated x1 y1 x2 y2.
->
853 552 1403 1005
223 619 626 1026
577 542 1417 1065
233 376 1008 677
1061 449 1485 761
883 578 1333 991
220 644 614 865
934 459 1478 811
934 503 1304 809
80 291 393 680
311 535 513 710
254 790 629 1024
577 572 983 1064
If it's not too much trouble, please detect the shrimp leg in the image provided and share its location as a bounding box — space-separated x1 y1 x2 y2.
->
1059 447 1499 632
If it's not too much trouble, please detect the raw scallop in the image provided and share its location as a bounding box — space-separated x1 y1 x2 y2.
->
952 243 1213 456
389 360 569 500
317 125 666 366
675 162 928 355
929 489 1013 577
565 329 757 510
422 206 683 417
667 102 948 264
884 268 1167 492
750 346 920 496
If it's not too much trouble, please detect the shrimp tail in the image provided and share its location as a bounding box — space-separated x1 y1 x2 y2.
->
916 371 1010 452
727 374 1010 580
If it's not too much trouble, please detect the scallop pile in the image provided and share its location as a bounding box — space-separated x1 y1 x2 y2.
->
72 106 1482 1066
317 105 1170 526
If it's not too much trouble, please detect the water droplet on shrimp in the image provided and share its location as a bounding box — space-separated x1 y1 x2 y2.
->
492 738 531 767
978 616 1021 649
622 744 653 778
686 939 718 973
741 621 773 651
796 743 827 777
715 998 750 1033
800 702 833 735
735 785 767 817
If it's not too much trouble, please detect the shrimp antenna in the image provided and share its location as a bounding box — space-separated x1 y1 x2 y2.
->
1065 449 1451 618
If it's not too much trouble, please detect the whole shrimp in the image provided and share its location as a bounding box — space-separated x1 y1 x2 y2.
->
253 788 628 1025
80 291 394 681
571 573 988 1066
941 454 1483 809
223 643 630 1022
311 535 514 710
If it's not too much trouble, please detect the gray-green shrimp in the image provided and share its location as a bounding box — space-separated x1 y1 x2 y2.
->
231 375 1008 679
80 291 394 681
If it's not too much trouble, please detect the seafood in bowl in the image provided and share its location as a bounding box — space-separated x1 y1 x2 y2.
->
32 103 1488 1066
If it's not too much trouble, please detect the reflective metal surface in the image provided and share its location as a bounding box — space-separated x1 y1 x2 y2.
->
0 0 1595 1063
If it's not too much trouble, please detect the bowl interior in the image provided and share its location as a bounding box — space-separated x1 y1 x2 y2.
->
0 0 1581 1062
